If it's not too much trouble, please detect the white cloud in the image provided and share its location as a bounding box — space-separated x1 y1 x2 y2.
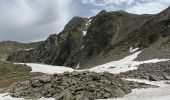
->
127 1 168 14
0 0 170 42
0 0 72 42
80 0 170 14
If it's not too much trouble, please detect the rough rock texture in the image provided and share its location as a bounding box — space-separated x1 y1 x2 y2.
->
7 7 170 69
120 61 170 81
8 72 151 100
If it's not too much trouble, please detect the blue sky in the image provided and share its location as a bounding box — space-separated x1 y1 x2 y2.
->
0 0 170 42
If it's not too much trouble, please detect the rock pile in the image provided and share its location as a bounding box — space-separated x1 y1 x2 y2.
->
120 61 170 81
8 71 150 100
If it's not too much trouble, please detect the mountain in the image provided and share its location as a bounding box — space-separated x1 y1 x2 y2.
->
0 41 42 61
7 7 170 69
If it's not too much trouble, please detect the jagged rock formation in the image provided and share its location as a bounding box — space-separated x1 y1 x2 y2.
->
7 7 170 69
8 72 151 100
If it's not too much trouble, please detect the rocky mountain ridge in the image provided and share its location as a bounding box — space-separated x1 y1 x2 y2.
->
7 7 170 69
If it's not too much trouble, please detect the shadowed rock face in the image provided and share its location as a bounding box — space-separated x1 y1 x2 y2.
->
7 7 170 69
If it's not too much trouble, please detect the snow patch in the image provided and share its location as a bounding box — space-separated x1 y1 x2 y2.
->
130 47 139 53
0 93 54 100
99 79 170 100
124 78 169 87
75 64 80 70
16 63 74 74
83 31 87 36
19 48 34 51
24 48 34 51
89 19 92 22
86 51 169 74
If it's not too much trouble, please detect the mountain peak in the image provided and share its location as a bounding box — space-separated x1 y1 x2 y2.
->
99 10 107 14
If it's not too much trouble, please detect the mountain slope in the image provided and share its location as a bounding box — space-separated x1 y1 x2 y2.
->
0 41 42 61
7 17 88 66
7 7 170 69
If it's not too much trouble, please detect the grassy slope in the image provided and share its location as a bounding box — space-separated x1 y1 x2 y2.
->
0 61 43 88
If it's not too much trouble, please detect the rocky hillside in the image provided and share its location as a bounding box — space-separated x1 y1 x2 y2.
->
8 71 151 100
0 41 42 61
7 7 170 69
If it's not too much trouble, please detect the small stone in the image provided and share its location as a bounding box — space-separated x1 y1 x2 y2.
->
115 88 126 97
163 75 170 80
104 93 110 98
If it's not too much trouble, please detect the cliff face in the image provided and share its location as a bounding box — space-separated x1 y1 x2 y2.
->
7 7 170 69
7 17 88 66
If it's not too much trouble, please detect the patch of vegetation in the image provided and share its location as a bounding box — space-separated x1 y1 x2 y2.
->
0 61 43 88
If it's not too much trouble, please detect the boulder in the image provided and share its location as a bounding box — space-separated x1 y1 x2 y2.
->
149 75 160 81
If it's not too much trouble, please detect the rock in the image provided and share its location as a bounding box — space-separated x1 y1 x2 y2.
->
64 91 73 100
54 92 65 100
115 88 126 97
149 75 160 81
38 75 51 83
163 75 170 80
104 93 110 98
48 88 56 95
76 94 89 100
44 83 51 90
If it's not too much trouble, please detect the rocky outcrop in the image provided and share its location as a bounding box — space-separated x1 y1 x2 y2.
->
8 71 151 99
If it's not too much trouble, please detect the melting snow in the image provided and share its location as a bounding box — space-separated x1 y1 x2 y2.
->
87 51 169 74
75 64 80 70
16 63 74 74
19 48 34 51
24 48 34 51
89 19 92 22
83 31 87 36
0 93 54 100
129 47 139 53
99 79 170 100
